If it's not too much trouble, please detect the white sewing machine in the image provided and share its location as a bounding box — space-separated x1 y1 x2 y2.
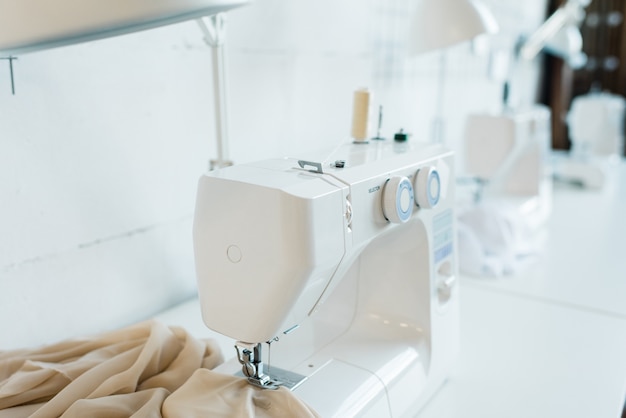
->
463 106 553 229
552 91 626 189
193 138 459 417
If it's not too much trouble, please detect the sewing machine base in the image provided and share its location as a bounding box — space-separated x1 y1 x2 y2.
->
217 334 450 417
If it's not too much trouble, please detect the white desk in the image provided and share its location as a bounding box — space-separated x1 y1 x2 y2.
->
467 163 626 318
418 285 626 417
419 162 626 418
155 163 626 418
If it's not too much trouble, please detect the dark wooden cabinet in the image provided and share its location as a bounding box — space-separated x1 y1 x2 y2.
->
541 0 626 153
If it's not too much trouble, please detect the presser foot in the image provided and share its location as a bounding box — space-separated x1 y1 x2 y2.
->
234 342 307 390
243 372 281 390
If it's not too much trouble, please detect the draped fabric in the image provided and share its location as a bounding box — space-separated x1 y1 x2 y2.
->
0 321 319 418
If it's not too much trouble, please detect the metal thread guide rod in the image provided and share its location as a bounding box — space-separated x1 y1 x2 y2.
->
197 14 233 170
372 105 384 140
1 56 17 95
432 50 447 144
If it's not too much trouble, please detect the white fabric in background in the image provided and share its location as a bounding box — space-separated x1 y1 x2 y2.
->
457 201 541 277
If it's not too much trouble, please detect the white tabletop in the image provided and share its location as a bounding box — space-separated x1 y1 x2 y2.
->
467 162 626 319
418 284 626 418
155 161 626 418
419 161 626 418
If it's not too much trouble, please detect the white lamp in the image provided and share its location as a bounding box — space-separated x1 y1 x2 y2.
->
409 0 499 55
0 0 249 56
408 0 499 144
544 24 586 69
519 0 589 69
0 0 249 168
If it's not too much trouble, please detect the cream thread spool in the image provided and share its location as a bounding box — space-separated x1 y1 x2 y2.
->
351 88 371 143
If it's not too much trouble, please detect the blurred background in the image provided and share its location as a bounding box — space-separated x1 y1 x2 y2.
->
0 0 622 349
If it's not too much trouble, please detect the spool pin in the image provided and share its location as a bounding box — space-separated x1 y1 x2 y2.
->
351 88 371 143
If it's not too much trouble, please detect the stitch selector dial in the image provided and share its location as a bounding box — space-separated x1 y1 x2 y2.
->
414 166 440 209
382 176 414 223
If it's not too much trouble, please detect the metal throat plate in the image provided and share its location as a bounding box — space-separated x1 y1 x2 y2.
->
235 367 308 391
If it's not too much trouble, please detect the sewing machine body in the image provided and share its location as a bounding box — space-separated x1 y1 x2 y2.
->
464 106 553 232
193 139 459 416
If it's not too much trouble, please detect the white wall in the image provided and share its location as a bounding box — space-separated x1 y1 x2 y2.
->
0 0 547 350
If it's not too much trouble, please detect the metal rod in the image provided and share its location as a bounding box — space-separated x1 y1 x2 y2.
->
197 14 231 169
1 56 17 95
432 51 447 144
8 57 15 95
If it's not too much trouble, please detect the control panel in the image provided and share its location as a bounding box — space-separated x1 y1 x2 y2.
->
381 165 441 223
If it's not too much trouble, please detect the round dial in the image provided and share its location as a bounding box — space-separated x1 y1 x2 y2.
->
382 176 414 223
414 166 441 209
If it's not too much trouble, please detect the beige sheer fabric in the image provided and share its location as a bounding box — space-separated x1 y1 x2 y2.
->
0 321 319 418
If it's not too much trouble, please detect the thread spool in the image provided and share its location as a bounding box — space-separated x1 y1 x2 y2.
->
351 88 370 143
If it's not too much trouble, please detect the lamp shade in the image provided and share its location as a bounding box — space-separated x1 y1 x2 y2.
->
544 23 586 68
0 0 249 56
409 0 499 55
519 0 588 65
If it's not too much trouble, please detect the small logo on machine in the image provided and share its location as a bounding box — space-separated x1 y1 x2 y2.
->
368 186 380 194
